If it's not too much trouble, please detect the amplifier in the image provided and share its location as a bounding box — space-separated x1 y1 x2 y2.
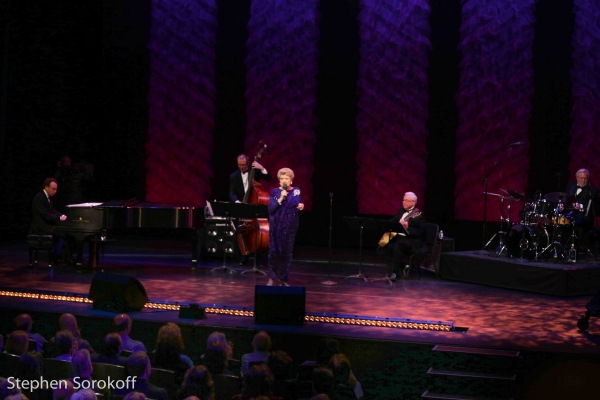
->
204 217 238 258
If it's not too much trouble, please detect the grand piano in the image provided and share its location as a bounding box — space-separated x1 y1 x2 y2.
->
55 200 205 267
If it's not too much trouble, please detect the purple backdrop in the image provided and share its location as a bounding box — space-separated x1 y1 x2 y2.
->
245 0 320 209
356 0 430 214
146 0 217 204
455 0 535 222
570 0 600 187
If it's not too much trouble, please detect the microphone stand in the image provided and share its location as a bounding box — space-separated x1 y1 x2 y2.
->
482 145 517 249
321 192 337 286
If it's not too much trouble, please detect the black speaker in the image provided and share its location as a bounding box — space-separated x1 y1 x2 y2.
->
254 285 306 326
88 272 148 312
204 217 238 257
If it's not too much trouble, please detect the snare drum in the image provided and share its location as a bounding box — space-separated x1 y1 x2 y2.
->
530 199 554 225
505 224 549 259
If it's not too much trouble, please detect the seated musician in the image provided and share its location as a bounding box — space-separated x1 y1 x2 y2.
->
376 192 426 280
564 169 599 250
29 178 72 265
229 154 272 265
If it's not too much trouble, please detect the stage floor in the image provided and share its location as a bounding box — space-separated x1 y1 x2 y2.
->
1 236 600 355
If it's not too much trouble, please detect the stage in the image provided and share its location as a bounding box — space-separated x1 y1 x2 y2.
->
1 235 599 355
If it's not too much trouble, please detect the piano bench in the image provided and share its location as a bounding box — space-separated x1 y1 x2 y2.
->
27 234 54 267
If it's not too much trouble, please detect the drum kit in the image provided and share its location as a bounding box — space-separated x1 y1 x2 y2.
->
484 189 586 262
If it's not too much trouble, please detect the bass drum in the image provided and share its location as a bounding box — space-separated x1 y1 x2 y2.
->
505 224 549 259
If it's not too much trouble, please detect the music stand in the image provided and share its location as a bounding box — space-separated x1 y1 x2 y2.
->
209 201 269 275
343 217 406 282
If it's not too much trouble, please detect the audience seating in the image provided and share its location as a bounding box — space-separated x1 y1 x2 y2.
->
149 367 176 398
212 373 242 400
0 353 20 377
42 358 75 381
92 362 127 382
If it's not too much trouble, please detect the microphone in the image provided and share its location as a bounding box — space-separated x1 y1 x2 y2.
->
282 183 288 190
509 142 524 146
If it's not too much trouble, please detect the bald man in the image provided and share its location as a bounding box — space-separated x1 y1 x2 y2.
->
240 331 272 376
53 313 93 352
113 313 147 352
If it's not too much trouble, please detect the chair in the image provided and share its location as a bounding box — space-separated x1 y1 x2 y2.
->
0 353 21 377
404 223 440 279
42 358 75 381
27 234 54 267
92 362 127 381
212 373 242 400
43 341 62 358
149 367 176 398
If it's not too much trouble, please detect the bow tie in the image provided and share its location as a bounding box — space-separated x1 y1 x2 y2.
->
241 171 248 175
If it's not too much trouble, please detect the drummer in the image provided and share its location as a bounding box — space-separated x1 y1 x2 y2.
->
562 169 599 248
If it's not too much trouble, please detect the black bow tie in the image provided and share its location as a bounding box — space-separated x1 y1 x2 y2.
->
241 171 248 175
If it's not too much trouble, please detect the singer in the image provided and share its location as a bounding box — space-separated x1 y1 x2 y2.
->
376 192 426 280
266 168 304 286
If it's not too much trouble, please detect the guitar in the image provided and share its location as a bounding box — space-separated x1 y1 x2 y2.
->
378 209 422 247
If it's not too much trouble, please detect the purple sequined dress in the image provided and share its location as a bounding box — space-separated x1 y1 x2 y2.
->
268 187 301 283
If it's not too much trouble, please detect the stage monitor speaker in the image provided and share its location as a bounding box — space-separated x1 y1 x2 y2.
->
88 272 148 312
254 285 305 326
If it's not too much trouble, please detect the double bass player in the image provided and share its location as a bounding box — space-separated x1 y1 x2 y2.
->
230 154 272 265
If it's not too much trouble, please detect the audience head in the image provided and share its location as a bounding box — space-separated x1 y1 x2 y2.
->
113 313 132 334
206 331 231 357
310 395 330 400
17 352 43 378
14 314 33 333
55 329 78 356
127 351 152 378
252 331 271 352
0 377 22 399
5 330 29 355
59 313 81 337
99 333 122 357
311 367 335 396
181 365 214 400
267 350 293 380
123 392 147 400
71 389 97 400
72 349 93 378
156 322 185 350
314 338 340 366
242 364 274 400
327 353 353 385
52 380 75 400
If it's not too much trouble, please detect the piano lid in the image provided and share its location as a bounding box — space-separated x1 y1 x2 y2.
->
96 200 204 210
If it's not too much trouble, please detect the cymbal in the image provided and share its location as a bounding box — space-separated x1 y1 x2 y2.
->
484 192 509 199
507 190 531 202
544 192 576 204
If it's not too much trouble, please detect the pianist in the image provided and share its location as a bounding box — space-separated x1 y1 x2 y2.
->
30 178 71 264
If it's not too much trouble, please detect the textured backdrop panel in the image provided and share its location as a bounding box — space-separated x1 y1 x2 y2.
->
245 0 319 209
570 0 600 183
356 0 431 214
146 0 217 204
455 0 535 221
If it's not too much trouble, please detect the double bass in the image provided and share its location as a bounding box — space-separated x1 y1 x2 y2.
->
236 140 270 255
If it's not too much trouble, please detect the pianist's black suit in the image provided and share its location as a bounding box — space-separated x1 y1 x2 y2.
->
30 190 63 235
229 168 272 202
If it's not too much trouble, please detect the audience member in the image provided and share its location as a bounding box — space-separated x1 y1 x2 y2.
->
57 314 93 352
71 349 111 399
327 354 364 400
4 330 29 356
267 350 293 399
241 364 274 400
14 314 47 353
314 339 340 366
54 330 78 361
241 331 272 376
91 333 128 366
152 322 193 383
177 365 214 400
203 332 234 375
119 351 168 400
113 314 147 352
52 380 75 400
0 377 23 399
124 392 147 400
70 389 96 400
16 352 43 400
311 368 335 399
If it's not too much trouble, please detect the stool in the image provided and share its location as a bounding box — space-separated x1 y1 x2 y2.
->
89 238 116 271
27 234 54 267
